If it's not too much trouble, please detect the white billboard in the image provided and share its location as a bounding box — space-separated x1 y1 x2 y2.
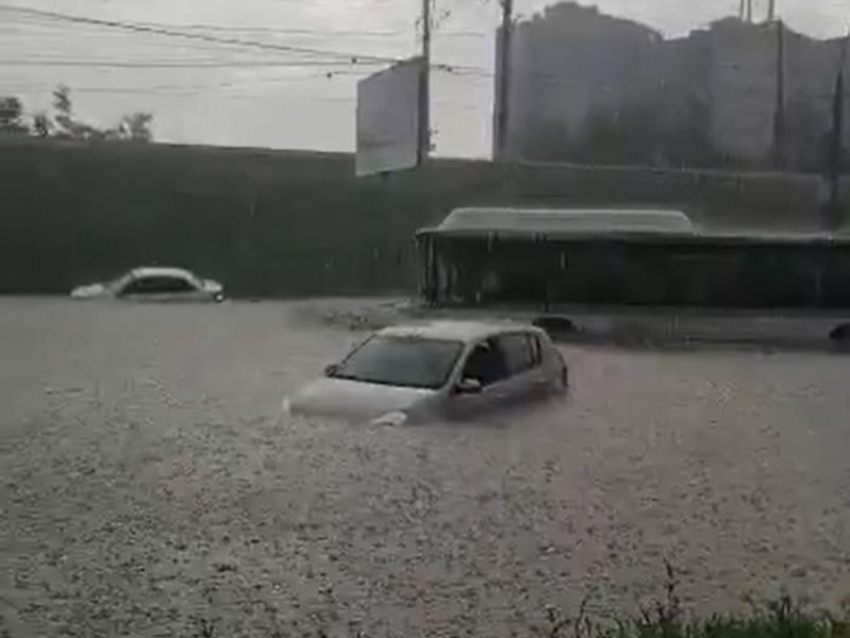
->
356 57 426 177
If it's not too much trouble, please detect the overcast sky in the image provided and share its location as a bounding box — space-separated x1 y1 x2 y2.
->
1 0 847 156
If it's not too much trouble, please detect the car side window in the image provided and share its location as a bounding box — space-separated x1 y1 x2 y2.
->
529 334 543 366
121 276 196 296
461 338 510 387
498 333 539 376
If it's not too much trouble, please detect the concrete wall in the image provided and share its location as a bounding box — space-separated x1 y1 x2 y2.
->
1 138 847 297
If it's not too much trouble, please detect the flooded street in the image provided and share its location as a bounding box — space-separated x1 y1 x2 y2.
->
2 298 850 637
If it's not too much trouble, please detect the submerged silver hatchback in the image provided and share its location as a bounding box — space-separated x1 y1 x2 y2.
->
284 321 569 425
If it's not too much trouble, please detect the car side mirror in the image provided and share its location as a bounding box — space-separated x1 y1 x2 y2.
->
456 378 483 395
324 364 340 378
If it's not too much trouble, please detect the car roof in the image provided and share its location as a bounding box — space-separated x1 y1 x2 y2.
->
129 267 197 280
420 207 695 239
378 320 541 343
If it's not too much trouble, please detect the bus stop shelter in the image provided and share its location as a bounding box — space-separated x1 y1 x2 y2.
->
415 207 850 309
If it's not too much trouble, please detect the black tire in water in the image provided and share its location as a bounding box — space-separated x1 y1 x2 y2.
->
829 323 850 345
533 316 578 341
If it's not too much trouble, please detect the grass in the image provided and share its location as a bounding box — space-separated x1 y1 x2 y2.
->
186 563 850 638
5 563 849 638
532 563 850 638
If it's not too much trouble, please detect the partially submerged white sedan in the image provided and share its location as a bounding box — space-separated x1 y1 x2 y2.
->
285 321 569 425
71 267 224 302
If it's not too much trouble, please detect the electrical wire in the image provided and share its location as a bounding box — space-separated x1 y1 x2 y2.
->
3 15 486 40
0 5 487 74
132 21 486 39
0 59 385 69
0 4 404 65
1 80 488 111
0 4 621 96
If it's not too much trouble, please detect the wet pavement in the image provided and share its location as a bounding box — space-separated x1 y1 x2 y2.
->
2 298 850 637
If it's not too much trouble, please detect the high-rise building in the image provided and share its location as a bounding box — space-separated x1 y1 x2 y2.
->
494 2 849 169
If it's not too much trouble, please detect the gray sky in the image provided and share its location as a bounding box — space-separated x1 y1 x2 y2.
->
1 0 847 156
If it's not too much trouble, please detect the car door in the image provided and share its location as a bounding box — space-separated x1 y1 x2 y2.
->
156 276 207 303
493 332 551 405
118 275 203 302
447 337 513 419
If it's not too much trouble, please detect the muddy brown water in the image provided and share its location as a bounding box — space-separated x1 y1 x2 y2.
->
2 298 850 637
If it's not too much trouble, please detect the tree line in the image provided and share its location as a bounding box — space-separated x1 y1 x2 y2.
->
0 85 153 142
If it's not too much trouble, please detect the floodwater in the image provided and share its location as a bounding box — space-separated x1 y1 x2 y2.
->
1 298 850 638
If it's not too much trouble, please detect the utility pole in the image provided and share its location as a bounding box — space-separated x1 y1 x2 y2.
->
767 0 777 22
494 0 514 161
825 30 848 228
745 0 753 23
772 19 786 169
418 0 432 164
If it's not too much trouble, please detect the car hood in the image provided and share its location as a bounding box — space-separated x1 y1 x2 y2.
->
71 282 110 299
288 378 437 421
202 279 223 294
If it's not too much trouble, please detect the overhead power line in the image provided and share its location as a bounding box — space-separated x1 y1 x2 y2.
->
133 23 412 37
1 3 585 104
2 14 488 40
0 59 385 69
132 21 487 39
0 4 402 65
0 4 486 74
0 81 488 111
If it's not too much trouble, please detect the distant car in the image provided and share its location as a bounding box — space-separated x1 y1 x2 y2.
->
71 267 224 302
284 320 569 425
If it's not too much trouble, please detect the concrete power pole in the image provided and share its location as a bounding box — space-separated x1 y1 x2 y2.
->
418 0 432 164
746 0 753 23
772 19 786 168
825 30 848 228
767 0 777 22
494 0 514 162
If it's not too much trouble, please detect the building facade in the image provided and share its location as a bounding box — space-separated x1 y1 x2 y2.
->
496 2 849 170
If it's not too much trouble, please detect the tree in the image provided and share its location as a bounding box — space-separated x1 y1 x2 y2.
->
51 85 81 139
32 113 53 138
0 96 28 134
118 112 154 142
48 85 154 142
1 87 155 143
51 84 106 141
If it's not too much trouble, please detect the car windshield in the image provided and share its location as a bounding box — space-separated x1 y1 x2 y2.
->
332 336 463 390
